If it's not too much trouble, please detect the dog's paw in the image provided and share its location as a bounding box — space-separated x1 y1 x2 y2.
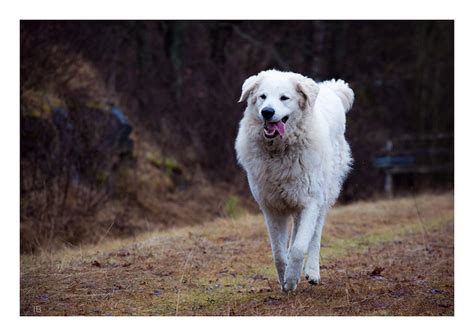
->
304 269 321 285
283 276 300 292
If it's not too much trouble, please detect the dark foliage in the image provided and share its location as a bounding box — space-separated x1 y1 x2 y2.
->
20 20 454 250
22 20 454 189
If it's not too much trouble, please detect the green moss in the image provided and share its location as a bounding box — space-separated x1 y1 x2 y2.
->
21 91 65 118
95 171 109 187
173 281 268 315
322 211 453 259
85 100 108 111
147 154 183 175
224 195 243 218
122 269 280 316
153 213 454 315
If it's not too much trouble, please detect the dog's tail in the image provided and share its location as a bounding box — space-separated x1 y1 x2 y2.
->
323 79 354 113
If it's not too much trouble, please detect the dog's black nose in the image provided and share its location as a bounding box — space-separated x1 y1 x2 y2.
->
261 107 275 120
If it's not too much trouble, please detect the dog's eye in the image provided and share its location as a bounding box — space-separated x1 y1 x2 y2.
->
280 96 289 101
260 94 266 99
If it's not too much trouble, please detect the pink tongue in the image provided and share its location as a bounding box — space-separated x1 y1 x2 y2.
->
267 121 285 137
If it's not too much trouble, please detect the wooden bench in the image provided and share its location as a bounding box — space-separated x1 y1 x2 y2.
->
373 133 454 194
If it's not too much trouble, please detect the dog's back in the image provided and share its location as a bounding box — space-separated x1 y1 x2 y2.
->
315 79 354 141
313 79 354 205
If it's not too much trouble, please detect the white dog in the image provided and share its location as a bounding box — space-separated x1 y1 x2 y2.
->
235 69 353 292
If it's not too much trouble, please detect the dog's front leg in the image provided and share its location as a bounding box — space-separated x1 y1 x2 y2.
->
263 209 290 289
284 204 319 292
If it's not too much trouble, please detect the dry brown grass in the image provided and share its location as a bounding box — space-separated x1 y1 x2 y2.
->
20 192 454 316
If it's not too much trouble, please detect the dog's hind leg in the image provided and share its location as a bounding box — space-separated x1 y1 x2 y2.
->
304 211 327 285
263 210 290 289
289 214 299 249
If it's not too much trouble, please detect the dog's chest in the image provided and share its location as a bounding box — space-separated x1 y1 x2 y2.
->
255 151 314 211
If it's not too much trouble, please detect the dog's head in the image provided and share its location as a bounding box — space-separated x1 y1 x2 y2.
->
238 70 319 140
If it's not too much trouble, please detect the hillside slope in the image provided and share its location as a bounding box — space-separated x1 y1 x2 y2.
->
20 193 454 316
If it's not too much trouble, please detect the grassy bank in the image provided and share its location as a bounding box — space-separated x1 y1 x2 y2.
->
20 192 454 316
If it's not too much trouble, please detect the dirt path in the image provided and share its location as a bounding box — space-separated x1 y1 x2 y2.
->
20 193 454 316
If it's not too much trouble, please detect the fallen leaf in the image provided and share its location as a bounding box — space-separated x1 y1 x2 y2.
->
38 294 49 303
91 260 101 268
116 250 131 257
372 301 389 309
155 271 172 277
429 288 444 295
251 274 268 281
368 266 385 277
264 297 281 305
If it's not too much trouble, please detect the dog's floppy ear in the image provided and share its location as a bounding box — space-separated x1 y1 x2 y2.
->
295 76 320 110
238 74 259 103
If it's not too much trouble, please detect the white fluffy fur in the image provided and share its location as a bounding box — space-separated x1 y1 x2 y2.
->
235 70 353 291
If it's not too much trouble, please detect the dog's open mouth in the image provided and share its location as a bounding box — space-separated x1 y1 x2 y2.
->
264 116 289 139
